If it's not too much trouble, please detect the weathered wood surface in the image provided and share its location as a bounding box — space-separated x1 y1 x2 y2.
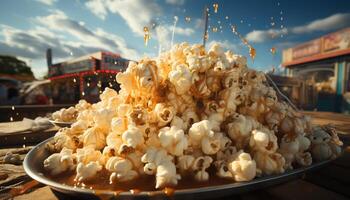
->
0 111 349 200
0 124 58 147
0 104 73 122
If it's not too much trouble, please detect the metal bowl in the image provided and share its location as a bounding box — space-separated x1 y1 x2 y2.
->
49 120 74 128
24 138 331 200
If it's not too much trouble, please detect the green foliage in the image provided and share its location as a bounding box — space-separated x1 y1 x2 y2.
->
0 55 34 75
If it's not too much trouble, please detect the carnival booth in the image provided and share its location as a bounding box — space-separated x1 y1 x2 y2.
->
48 51 129 104
282 28 350 113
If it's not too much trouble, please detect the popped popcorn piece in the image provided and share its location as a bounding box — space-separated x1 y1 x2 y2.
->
76 147 103 164
153 103 175 126
253 151 285 175
168 63 192 95
278 135 311 169
156 161 181 188
249 129 278 154
188 120 214 147
100 87 118 103
106 156 138 182
44 42 344 190
122 124 144 148
227 114 259 149
309 126 343 161
93 108 114 131
141 148 180 188
52 107 77 122
43 148 76 176
70 120 88 135
75 161 102 182
81 127 106 150
158 126 188 156
177 155 195 172
47 128 79 152
188 120 221 155
75 100 91 111
192 156 213 181
228 150 256 181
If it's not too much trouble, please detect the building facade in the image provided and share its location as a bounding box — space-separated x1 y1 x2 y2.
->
282 28 350 113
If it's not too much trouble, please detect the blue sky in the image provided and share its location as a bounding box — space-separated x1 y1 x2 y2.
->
1 0 350 78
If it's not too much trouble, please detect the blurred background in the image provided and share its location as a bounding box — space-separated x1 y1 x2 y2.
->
1 0 350 122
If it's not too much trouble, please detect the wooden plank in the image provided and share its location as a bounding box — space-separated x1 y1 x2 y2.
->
0 104 72 123
0 127 57 148
303 111 350 133
265 179 349 200
305 171 350 197
309 164 350 185
13 186 57 200
0 164 27 187
332 146 350 168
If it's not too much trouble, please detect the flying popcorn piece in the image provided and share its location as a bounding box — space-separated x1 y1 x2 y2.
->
43 148 76 176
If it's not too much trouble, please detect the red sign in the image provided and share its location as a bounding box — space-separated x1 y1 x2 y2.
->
282 28 350 66
292 39 321 60
324 29 350 52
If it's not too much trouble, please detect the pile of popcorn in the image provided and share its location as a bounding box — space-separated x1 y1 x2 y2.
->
44 43 343 189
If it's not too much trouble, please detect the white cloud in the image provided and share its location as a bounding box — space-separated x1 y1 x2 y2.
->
85 0 108 20
208 40 238 52
35 0 57 6
194 18 204 29
165 0 185 6
83 0 193 52
0 9 141 78
35 10 140 59
246 28 287 43
174 26 195 36
85 0 162 35
246 13 350 43
155 24 195 51
292 13 350 34
275 41 296 49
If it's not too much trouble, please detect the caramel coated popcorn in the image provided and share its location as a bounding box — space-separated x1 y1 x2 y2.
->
45 43 343 189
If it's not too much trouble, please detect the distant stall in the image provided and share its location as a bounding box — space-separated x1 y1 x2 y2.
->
48 51 129 104
282 27 350 113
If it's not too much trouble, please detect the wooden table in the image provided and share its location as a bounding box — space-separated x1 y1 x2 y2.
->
0 112 349 200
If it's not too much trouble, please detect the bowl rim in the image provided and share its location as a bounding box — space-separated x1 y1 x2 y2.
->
24 137 331 197
48 120 74 126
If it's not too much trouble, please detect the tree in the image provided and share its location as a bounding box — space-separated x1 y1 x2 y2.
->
0 55 34 77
